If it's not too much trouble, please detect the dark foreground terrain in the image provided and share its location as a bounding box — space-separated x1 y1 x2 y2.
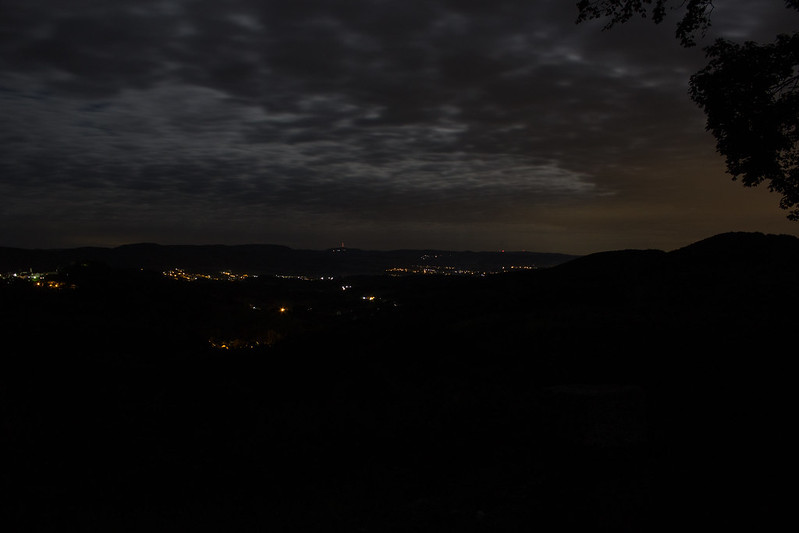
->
1 232 796 531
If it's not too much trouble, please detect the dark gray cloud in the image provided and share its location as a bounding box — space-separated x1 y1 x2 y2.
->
2 0 798 252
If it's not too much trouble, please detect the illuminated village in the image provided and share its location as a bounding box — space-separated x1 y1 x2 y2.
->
1 256 547 356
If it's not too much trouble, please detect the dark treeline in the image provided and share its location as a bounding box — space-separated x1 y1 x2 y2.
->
1 232 796 531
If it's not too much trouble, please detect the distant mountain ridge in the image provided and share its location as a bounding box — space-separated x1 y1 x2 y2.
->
0 242 577 276
552 231 799 277
2 231 796 277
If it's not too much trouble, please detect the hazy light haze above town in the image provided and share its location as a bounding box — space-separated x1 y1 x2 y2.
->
2 0 799 254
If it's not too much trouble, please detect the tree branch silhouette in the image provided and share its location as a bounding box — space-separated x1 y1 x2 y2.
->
577 1 799 219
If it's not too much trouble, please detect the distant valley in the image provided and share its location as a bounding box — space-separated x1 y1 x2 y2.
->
0 242 577 277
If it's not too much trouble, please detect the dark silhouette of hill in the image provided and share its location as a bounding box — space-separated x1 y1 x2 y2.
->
550 231 799 279
545 248 668 286
670 230 799 258
668 231 799 278
1 231 796 531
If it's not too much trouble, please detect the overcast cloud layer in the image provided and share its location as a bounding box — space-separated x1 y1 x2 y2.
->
2 0 798 253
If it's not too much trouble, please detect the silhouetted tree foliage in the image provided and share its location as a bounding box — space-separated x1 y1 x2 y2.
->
577 1 799 219
576 0 717 47
690 33 799 218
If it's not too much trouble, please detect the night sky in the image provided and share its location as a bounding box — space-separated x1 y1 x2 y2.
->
2 0 798 254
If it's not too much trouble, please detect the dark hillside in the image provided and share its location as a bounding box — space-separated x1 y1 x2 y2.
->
550 248 668 278
669 231 799 262
1 232 796 531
